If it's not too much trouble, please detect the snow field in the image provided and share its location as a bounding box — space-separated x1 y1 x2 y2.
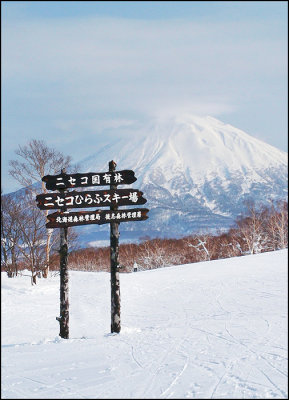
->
1 250 288 399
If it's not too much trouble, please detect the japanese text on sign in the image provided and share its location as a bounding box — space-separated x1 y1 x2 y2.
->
42 170 137 190
36 189 147 210
46 208 149 228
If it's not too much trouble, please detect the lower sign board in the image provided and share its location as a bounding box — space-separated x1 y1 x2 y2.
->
46 208 149 228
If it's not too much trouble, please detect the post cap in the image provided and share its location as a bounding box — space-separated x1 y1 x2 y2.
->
109 160 117 171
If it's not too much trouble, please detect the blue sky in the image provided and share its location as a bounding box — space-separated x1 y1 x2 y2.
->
2 1 286 20
2 1 288 193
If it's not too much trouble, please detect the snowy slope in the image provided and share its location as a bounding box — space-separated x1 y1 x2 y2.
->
76 115 287 245
2 250 288 399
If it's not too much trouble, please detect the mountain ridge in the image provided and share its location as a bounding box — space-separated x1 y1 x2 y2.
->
74 115 287 245
4 115 287 246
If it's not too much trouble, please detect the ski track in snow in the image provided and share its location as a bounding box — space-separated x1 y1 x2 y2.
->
1 250 288 399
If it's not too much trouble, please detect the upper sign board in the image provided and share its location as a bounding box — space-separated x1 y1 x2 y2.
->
42 170 137 191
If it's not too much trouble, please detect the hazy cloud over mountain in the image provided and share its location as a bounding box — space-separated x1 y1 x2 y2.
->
2 2 287 193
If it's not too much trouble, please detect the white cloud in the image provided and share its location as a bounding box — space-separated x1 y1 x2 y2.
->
2 13 287 193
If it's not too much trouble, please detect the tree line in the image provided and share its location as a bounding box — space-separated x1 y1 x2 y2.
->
1 140 288 281
3 195 286 277
61 199 287 273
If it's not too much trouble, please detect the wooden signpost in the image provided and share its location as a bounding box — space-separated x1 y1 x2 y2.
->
36 161 148 338
56 178 69 339
109 160 120 334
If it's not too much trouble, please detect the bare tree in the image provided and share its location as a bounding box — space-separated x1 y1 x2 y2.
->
267 200 288 250
1 192 22 277
9 139 73 278
12 191 45 284
219 230 243 258
185 233 213 262
235 201 270 255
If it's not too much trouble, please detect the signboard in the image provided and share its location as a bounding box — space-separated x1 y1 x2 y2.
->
36 189 147 210
36 161 149 338
46 208 149 228
42 170 137 191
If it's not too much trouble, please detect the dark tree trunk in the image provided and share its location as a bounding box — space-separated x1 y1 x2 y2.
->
11 247 18 276
42 265 49 278
32 272 37 285
7 270 13 278
58 225 69 339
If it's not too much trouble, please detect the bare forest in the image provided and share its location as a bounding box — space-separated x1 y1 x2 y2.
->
2 197 287 278
2 140 287 281
65 200 288 273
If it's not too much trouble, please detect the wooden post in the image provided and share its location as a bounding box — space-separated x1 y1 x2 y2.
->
109 160 121 333
56 168 69 339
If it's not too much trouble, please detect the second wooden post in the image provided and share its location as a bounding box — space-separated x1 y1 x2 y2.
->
109 160 121 333
57 168 69 339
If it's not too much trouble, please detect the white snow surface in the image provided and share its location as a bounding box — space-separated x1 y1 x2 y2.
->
2 250 288 399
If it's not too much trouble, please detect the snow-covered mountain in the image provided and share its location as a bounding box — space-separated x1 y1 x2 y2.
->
77 115 287 245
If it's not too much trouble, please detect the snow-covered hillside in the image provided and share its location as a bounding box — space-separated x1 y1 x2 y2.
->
2 250 288 399
77 115 287 245
81 115 287 179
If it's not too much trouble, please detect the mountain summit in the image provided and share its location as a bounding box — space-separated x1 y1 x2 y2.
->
79 115 287 244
